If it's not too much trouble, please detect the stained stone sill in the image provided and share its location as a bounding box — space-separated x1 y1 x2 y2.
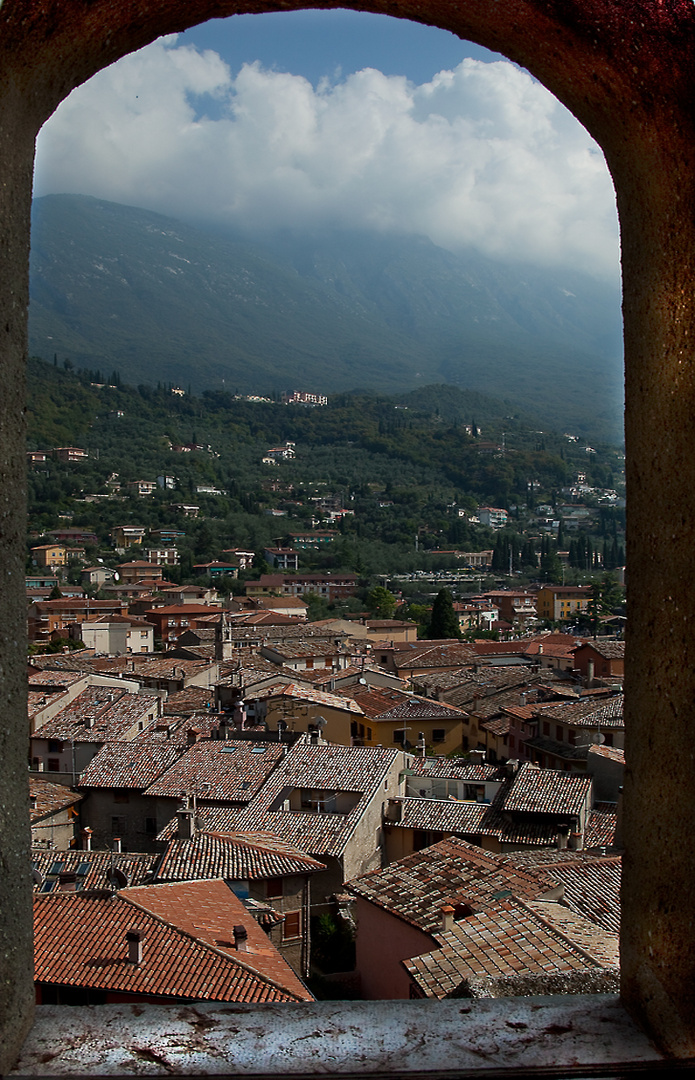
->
9 995 686 1077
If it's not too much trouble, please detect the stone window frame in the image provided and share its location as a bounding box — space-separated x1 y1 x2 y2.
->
1 0 695 1070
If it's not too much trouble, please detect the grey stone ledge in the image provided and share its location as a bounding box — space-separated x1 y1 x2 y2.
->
10 995 675 1077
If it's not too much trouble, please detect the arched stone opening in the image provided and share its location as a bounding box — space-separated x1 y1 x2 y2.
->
2 0 695 1068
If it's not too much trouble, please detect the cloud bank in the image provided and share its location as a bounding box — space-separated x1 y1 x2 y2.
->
34 37 619 279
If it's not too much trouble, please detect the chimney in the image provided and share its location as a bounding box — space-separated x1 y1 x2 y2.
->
113 837 122 853
126 929 145 964
187 728 200 745
441 904 455 933
568 828 584 851
587 658 595 688
177 806 195 840
58 872 77 892
538 643 544 655
556 824 570 850
233 925 249 952
81 827 92 851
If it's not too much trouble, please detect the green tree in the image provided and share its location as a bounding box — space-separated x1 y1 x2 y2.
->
366 585 397 619
428 588 461 639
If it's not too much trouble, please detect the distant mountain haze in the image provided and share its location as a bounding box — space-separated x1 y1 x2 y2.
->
29 195 623 442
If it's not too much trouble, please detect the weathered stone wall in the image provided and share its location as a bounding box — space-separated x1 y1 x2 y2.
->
2 0 695 1068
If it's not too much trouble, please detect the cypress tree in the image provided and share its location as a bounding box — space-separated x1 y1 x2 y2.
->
429 589 461 639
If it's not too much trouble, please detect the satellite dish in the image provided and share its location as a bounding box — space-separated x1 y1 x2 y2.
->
107 867 129 889
32 868 44 886
359 678 367 685
113 572 120 581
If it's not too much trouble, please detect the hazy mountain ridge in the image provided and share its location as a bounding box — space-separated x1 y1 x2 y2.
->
29 194 623 441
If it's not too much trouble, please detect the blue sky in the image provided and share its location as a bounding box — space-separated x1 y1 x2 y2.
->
33 11 619 281
177 11 499 86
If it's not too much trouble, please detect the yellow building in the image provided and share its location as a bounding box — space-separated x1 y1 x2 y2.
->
536 585 591 622
31 544 66 569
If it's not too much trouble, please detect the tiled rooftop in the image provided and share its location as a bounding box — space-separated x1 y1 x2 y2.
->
504 763 592 816
585 808 619 849
32 687 158 743
406 758 506 782
347 837 559 934
34 880 311 1003
387 797 492 836
153 830 326 882
373 696 468 722
577 641 625 659
193 742 401 857
403 898 616 999
31 849 158 892
392 643 478 670
78 743 184 790
505 851 622 934
335 685 411 718
29 777 82 821
250 682 363 714
536 695 624 729
143 740 286 802
162 686 215 715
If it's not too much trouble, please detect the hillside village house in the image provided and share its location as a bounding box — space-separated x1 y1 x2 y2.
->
74 614 155 655
28 598 130 642
573 641 625 683
110 525 146 550
30 544 66 570
246 572 357 602
536 585 592 622
52 447 88 463
477 507 508 529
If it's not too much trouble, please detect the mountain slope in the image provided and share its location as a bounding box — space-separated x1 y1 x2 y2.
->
29 195 623 440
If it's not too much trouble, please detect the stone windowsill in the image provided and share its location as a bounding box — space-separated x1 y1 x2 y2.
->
9 995 684 1076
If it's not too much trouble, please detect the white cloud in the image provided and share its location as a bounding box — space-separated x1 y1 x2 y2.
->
34 37 619 279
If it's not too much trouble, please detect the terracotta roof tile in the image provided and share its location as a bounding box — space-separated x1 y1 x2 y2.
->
29 777 82 821
157 741 401 858
79 743 184 790
31 849 157 892
34 880 311 1002
347 837 559 934
403 898 617 998
143 740 286 802
504 763 592 817
32 687 158 743
154 831 326 883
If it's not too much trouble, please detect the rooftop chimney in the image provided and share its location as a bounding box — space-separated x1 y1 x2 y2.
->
177 806 195 840
126 929 145 964
441 904 455 933
233 925 249 952
556 824 570 850
58 872 77 892
113 837 122 853
81 827 92 851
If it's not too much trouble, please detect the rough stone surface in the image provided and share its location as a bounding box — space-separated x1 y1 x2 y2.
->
9 996 666 1075
2 0 695 1068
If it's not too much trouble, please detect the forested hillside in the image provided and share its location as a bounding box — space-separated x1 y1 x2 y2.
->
27 358 624 581
29 195 624 442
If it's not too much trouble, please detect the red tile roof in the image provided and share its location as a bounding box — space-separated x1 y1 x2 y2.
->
78 743 184 790
153 830 326 883
142 740 286 802
34 880 311 1002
